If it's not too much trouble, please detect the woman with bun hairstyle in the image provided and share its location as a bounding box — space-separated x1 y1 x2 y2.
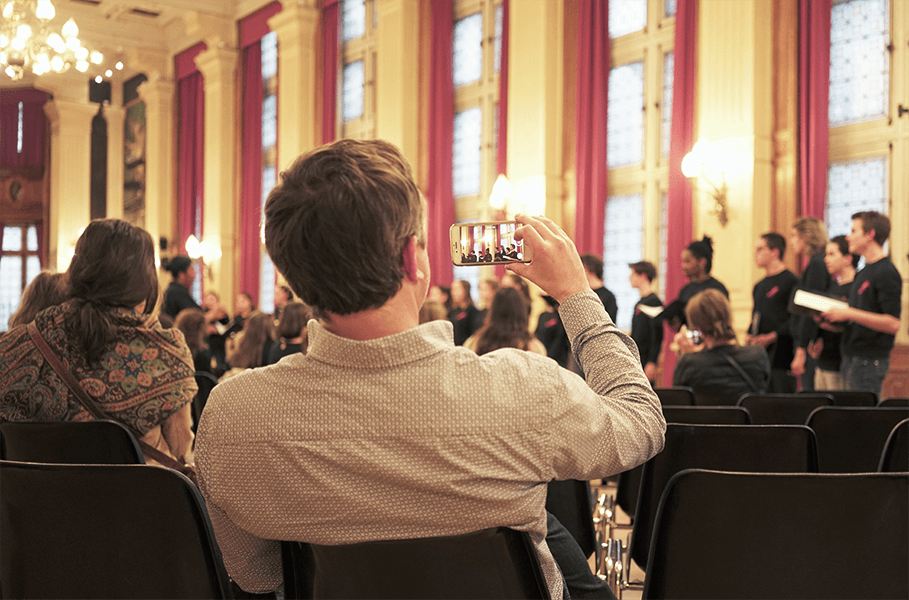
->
664 235 728 330
0 219 198 466
788 217 832 387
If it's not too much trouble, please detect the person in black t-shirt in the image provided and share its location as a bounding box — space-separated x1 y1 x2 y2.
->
580 254 618 323
820 212 902 399
447 279 481 346
788 217 832 390
746 233 798 393
629 261 663 384
663 236 728 332
807 235 858 391
161 256 201 320
534 295 570 369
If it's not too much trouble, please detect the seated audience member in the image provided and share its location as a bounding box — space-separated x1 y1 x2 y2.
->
427 284 452 313
232 292 256 330
7 271 67 329
273 284 294 321
807 235 858 391
476 277 500 324
161 256 201 320
202 291 230 327
194 139 664 598
0 219 197 466
222 311 274 381
580 254 618 323
820 211 902 398
265 302 312 365
629 261 663 384
448 279 481 346
465 287 546 356
418 299 447 324
788 217 832 389
534 295 571 369
501 272 533 315
202 291 231 371
175 308 218 376
673 289 770 405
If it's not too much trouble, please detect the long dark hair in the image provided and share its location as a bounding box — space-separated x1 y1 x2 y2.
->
474 288 534 356
64 219 158 364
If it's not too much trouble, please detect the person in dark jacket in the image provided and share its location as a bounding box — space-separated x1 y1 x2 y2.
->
788 217 832 390
161 256 201 320
580 254 618 323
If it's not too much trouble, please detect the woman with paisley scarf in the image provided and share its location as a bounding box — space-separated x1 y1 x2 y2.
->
0 219 197 466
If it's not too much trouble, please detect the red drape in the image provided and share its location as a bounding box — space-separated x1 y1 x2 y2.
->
240 1 282 48
0 89 48 170
176 43 206 253
662 0 698 386
240 43 264 304
322 0 340 144
427 0 455 286
574 0 609 255
799 0 831 220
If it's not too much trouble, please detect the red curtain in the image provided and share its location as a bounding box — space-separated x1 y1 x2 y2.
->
799 0 831 220
176 43 206 253
662 0 698 386
0 89 48 170
322 0 340 144
240 43 264 304
427 0 455 286
574 0 609 255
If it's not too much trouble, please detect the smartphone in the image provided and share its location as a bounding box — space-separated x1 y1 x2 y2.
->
449 221 531 266
686 329 704 345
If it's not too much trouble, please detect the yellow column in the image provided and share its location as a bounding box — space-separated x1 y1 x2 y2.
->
195 44 239 304
695 0 774 333
137 77 176 257
270 0 320 171
375 0 422 169
43 98 96 271
506 0 565 225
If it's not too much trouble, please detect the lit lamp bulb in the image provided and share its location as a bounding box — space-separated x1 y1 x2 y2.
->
66 36 80 51
35 0 55 21
94 75 102 83
47 33 64 52
489 174 512 211
681 152 702 179
61 18 79 38
104 69 112 77
75 47 88 61
90 51 103 64
2 3 14 19
50 55 64 72
185 235 202 260
75 60 88 72
11 36 25 51
16 24 31 40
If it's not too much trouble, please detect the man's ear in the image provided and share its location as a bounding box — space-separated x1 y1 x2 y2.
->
402 235 424 282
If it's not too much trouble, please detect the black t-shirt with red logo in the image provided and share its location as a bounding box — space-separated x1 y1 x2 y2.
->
842 256 902 359
751 270 798 369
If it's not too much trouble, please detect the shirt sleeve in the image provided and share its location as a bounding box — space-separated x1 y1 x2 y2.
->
875 264 902 318
548 290 666 479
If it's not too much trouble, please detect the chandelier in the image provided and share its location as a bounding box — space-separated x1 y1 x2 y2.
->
0 0 104 80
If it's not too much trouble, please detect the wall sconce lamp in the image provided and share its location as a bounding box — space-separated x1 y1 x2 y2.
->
489 173 513 217
185 234 222 281
681 142 729 227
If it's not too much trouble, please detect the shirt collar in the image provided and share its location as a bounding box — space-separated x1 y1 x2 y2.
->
306 319 455 368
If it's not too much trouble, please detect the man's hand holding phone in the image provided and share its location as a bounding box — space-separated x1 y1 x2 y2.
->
505 214 590 304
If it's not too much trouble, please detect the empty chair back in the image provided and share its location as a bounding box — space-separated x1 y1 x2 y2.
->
0 420 144 464
806 406 909 472
653 387 694 406
545 479 595 557
879 397 909 407
643 470 909 599
662 405 752 425
880 419 909 472
799 389 876 406
0 461 231 599
627 424 818 573
737 393 833 424
282 527 550 599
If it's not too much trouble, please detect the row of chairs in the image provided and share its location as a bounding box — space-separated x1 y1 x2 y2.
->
0 421 555 599
654 386 908 409
594 403 909 599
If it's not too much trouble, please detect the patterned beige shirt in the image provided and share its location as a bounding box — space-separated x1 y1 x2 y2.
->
195 290 665 596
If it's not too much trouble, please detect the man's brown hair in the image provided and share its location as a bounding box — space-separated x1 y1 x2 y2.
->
852 210 890 246
629 261 656 282
264 139 425 317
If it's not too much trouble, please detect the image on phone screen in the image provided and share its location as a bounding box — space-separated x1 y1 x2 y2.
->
449 221 531 266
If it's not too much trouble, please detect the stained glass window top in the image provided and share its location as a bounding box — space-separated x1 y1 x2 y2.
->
453 13 483 87
453 107 483 198
662 52 674 157
604 194 644 331
608 61 645 169
825 156 888 237
342 0 366 41
261 31 278 80
495 4 503 73
829 0 889 127
342 60 365 122
665 0 677 17
610 0 647 39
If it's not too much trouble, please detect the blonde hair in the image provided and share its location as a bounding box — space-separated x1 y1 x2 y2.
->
792 217 828 257
685 289 737 343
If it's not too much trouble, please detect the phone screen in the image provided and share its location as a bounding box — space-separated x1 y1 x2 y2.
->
449 221 530 266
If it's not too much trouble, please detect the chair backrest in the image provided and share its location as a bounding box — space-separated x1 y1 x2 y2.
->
0 460 231 599
806 406 909 472
545 479 595 557
0 420 144 464
281 527 550 599
879 397 909 407
627 424 818 572
799 388 877 406
654 387 695 406
662 405 752 425
642 470 909 599
880 419 909 473
737 393 833 424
